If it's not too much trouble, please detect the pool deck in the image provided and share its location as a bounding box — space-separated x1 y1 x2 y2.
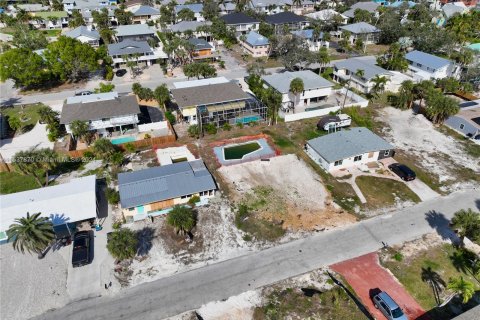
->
213 138 276 166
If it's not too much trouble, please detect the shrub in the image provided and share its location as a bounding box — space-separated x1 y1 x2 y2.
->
218 60 225 69
187 195 201 206
105 67 114 81
165 111 176 124
188 124 199 138
236 122 243 128
124 143 136 153
204 123 217 135
222 122 231 131
144 133 151 139
112 221 122 230
83 150 95 159
393 252 403 262
166 205 196 235
106 228 138 260
106 187 120 204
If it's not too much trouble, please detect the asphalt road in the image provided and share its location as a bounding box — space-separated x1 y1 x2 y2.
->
34 189 479 320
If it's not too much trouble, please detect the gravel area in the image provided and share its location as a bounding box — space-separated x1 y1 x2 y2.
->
0 244 70 320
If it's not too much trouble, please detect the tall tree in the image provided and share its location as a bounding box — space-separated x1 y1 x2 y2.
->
289 77 304 108
12 24 48 50
92 138 118 162
114 8 134 25
69 120 91 144
424 91 459 124
176 8 195 21
316 47 331 68
451 209 480 245
394 80 415 110
107 228 138 260
154 84 170 111
12 149 58 188
371 75 388 98
376 43 408 71
7 212 55 256
447 276 475 304
68 10 86 28
166 205 196 236
0 48 51 88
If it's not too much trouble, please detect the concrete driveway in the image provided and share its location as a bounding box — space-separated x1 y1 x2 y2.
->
331 253 426 320
0 123 53 162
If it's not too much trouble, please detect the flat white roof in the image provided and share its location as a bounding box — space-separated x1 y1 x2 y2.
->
172 77 229 89
0 175 97 233
66 92 118 104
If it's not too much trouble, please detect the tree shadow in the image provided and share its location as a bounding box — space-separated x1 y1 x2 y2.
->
450 249 480 285
301 287 322 297
328 272 374 320
136 227 155 256
476 199 480 211
425 210 460 244
421 267 446 306
49 213 70 225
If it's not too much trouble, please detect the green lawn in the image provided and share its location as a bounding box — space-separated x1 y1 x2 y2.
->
382 244 480 319
0 172 40 194
356 176 421 209
0 103 45 134
40 29 62 37
253 286 367 319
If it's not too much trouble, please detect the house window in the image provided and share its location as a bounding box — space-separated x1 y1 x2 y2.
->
334 160 343 166
384 150 390 156
354 155 362 162
460 124 465 129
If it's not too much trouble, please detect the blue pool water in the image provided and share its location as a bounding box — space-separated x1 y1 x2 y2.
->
111 136 136 145
467 43 480 51
236 115 261 124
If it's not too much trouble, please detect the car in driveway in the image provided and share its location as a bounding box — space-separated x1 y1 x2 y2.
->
388 163 416 181
72 231 91 267
75 90 93 96
373 291 408 320
115 69 127 77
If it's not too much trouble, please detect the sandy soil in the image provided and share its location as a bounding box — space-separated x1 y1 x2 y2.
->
197 290 262 320
389 233 452 260
0 244 70 320
218 154 356 231
379 107 479 189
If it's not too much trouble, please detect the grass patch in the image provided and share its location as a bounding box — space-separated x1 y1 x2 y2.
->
253 286 367 319
356 176 421 209
0 103 45 134
0 171 40 194
343 106 375 130
235 204 285 242
382 244 480 318
41 29 61 37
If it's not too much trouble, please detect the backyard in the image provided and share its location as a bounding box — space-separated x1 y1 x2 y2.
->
0 171 39 194
0 103 45 134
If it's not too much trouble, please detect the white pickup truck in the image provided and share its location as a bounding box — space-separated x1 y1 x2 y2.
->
317 114 352 131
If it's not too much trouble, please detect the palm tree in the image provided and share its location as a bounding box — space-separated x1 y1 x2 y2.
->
394 80 415 110
92 138 118 162
447 276 475 304
106 228 138 260
70 120 90 144
7 212 55 257
317 47 331 70
154 84 170 112
289 77 304 110
421 267 446 305
166 205 196 236
38 149 58 187
371 75 388 98
342 69 364 109
451 209 480 245
37 106 59 125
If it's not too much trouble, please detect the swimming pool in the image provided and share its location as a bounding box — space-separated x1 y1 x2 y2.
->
224 141 261 160
111 136 136 145
236 115 261 124
467 43 480 51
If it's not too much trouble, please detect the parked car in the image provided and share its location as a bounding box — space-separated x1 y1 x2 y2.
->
317 114 352 131
72 231 91 267
388 163 416 181
373 291 408 320
75 90 92 96
115 69 127 77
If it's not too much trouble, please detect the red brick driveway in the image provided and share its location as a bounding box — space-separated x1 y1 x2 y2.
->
331 253 426 320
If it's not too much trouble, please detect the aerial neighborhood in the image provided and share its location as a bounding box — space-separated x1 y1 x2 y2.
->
1 0 480 319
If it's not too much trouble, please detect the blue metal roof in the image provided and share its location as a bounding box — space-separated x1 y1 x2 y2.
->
133 5 159 16
405 50 452 70
174 3 203 13
245 31 269 46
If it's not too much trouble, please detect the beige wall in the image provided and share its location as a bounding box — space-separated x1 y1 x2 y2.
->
241 41 269 58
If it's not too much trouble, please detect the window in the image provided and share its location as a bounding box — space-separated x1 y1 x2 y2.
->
460 123 465 129
334 160 343 166
354 155 362 162
384 150 390 156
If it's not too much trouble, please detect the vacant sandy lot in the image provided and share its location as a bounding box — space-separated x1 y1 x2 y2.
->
379 107 479 188
218 154 356 231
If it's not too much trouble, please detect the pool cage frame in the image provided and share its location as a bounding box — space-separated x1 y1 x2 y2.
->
196 95 267 133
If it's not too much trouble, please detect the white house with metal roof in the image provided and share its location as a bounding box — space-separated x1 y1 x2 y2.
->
405 50 461 81
0 175 99 242
118 160 216 222
107 39 167 67
114 24 157 42
339 22 381 45
129 5 160 24
174 3 205 22
291 29 329 51
305 127 394 172
241 31 270 57
64 26 100 46
262 70 334 110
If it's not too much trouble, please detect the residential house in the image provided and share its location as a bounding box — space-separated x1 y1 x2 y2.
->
219 2 236 15
129 5 160 24
62 0 112 13
220 12 260 35
249 0 289 15
285 0 315 15
82 7 116 27
64 25 100 46
305 127 394 172
188 38 216 60
306 9 348 24
265 12 309 34
333 56 393 94
171 79 266 126
169 21 212 40
440 0 477 7
339 22 381 45
445 99 480 138
17 4 50 12
0 175 99 242
291 29 329 51
342 2 380 19
262 70 334 111
405 50 461 80
115 24 156 42
442 2 469 19
241 31 270 57
108 40 166 67
124 0 143 10
118 160 216 223
174 3 204 22
30 11 69 29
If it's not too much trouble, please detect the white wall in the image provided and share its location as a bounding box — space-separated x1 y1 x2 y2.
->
65 114 139 134
283 87 333 107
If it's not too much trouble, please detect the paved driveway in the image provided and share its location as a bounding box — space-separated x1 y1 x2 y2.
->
0 123 53 162
331 253 426 320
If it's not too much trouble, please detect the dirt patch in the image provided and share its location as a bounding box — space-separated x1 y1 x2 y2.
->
381 233 450 262
218 154 356 231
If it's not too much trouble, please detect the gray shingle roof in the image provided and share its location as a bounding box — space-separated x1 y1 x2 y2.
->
334 57 391 80
169 20 212 33
174 3 203 13
118 160 216 208
339 22 380 34
115 24 155 37
220 12 259 25
307 127 393 162
60 95 140 124
188 38 212 50
262 70 334 94
171 82 249 108
351 2 380 12
265 12 307 24
64 26 100 40
405 50 452 70
133 5 159 16
108 40 153 56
